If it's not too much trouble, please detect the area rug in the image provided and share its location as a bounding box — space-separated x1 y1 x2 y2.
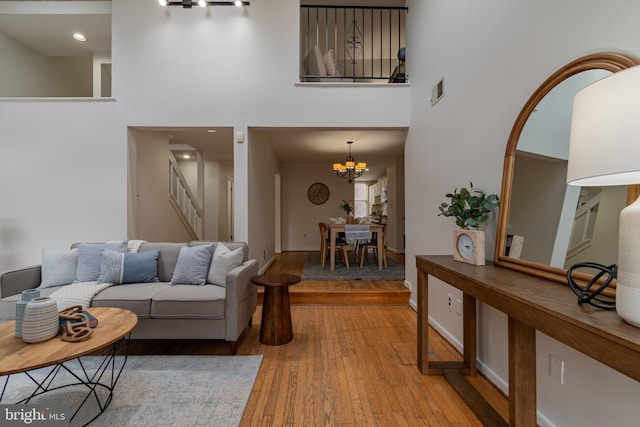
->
301 252 405 280
1 355 263 427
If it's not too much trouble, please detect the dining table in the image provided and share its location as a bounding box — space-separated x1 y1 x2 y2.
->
329 223 385 271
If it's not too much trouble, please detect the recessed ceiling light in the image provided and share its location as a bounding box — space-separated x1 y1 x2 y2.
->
72 33 87 42
158 0 168 6
183 154 191 159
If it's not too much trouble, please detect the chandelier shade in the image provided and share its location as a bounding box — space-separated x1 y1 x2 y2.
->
333 141 367 183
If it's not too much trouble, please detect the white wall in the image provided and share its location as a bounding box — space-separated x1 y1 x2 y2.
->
247 130 279 269
0 30 92 97
405 0 640 425
0 0 409 272
384 155 405 253
281 162 356 251
0 100 124 269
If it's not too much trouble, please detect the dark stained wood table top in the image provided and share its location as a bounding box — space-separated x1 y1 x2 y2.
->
251 273 301 288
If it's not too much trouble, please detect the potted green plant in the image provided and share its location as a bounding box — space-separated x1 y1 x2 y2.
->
438 182 499 230
339 199 357 223
438 183 500 265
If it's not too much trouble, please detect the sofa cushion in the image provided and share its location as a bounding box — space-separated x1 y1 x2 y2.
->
97 250 160 285
190 241 248 262
91 282 172 318
75 241 128 282
170 244 213 286
207 243 244 287
40 248 78 288
138 242 185 282
150 284 226 320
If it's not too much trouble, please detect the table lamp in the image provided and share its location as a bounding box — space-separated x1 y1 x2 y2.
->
567 64 640 327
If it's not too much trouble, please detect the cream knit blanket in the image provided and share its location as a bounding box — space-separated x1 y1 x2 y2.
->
49 281 113 311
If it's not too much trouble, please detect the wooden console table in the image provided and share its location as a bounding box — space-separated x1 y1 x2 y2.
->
416 255 640 427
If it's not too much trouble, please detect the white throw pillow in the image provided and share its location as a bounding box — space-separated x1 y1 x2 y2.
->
207 244 244 287
40 248 78 288
324 49 338 76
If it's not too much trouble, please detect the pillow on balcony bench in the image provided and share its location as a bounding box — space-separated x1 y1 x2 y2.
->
303 45 327 77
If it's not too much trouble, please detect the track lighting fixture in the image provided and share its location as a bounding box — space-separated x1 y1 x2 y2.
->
158 0 250 7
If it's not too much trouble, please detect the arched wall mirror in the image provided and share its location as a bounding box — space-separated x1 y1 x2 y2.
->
495 52 640 287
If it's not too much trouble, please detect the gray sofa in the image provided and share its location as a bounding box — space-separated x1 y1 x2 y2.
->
0 241 259 354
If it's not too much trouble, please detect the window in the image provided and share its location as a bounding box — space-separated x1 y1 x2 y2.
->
354 182 368 217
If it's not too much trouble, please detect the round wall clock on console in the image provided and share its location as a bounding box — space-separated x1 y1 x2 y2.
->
307 182 330 205
453 229 485 265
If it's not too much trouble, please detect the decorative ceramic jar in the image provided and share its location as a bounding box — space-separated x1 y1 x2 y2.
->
22 296 59 343
15 288 40 338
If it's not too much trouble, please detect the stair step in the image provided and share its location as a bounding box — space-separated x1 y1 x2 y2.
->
257 289 410 305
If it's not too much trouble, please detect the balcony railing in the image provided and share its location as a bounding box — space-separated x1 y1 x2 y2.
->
300 5 408 83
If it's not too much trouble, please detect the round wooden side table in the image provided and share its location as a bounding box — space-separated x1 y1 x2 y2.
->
251 273 301 345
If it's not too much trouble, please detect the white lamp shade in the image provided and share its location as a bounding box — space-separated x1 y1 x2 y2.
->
567 64 640 187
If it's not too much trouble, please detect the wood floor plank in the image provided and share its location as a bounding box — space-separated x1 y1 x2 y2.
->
94 252 507 426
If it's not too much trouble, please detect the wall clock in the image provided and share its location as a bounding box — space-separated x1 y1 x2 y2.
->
453 229 485 265
307 182 330 205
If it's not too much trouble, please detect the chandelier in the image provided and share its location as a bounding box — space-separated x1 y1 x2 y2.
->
333 141 367 184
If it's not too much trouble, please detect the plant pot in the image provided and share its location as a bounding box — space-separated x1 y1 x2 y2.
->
346 215 358 224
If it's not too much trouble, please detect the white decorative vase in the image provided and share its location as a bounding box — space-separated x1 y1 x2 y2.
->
22 297 59 343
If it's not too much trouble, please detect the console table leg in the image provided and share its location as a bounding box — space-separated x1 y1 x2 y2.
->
508 316 537 426
417 271 429 374
463 293 477 375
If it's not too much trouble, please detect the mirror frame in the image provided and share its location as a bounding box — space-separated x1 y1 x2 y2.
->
495 52 640 285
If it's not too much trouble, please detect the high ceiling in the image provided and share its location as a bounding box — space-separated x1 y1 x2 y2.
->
1 2 407 179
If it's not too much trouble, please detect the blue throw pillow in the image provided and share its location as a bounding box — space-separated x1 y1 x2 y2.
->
75 241 128 282
170 244 214 285
97 250 160 285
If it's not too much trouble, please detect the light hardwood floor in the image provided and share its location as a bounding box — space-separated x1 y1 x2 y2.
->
106 251 508 425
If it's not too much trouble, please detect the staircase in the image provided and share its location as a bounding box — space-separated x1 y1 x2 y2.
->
258 252 410 305
169 153 203 240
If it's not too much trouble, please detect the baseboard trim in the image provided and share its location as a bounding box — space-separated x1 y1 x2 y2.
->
259 255 276 274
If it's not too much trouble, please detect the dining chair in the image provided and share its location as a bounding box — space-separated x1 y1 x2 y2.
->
358 225 387 268
319 222 350 269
